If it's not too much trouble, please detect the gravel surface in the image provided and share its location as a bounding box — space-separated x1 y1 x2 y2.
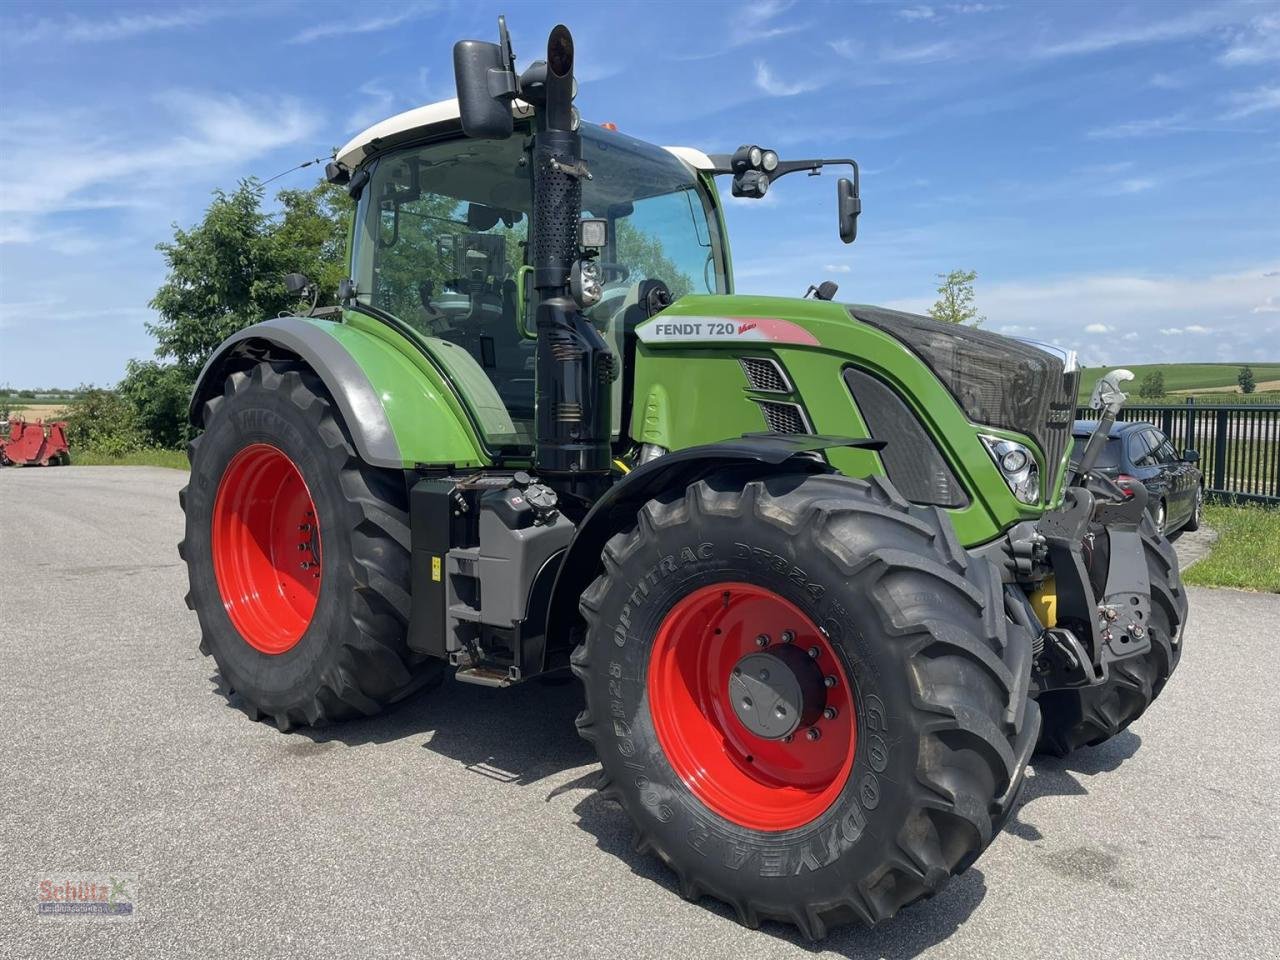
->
2 466 1278 960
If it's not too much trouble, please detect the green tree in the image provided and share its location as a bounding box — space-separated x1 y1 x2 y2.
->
274 180 352 305
62 387 142 456
928 269 985 327
614 219 694 300
1138 371 1166 399
148 180 291 372
118 360 195 449
1238 365 1256 394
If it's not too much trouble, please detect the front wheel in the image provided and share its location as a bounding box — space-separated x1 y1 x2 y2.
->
573 473 1038 937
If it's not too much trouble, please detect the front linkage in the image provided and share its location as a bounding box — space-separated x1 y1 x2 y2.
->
1004 374 1188 752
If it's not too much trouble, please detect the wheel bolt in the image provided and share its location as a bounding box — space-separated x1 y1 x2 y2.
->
299 523 311 532
782 734 793 743
756 634 770 648
823 706 838 721
780 630 795 644
824 675 837 688
806 728 821 742
807 646 820 659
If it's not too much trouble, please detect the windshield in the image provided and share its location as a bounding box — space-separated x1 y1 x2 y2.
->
350 124 726 447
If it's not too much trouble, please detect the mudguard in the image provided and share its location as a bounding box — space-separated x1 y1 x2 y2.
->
541 433 885 669
189 315 489 469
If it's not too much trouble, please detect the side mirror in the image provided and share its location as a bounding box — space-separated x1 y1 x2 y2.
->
837 177 860 244
283 273 311 295
1183 449 1200 464
453 38 516 139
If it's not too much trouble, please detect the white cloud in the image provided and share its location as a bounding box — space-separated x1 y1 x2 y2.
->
1084 323 1111 334
1219 12 1280 65
947 3 1002 12
346 81 397 134
827 38 860 59
897 6 936 21
0 92 320 225
1098 177 1158 196
1253 296 1280 314
879 41 957 64
4 7 227 45
753 60 823 97
1148 72 1185 90
1087 114 1189 139
880 264 1280 363
1222 85 1280 120
732 1 806 46
823 264 853 273
289 4 435 45
1033 6 1236 58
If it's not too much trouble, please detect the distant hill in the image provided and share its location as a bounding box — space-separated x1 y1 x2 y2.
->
1075 362 1280 402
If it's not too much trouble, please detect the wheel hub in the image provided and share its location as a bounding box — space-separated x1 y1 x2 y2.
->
728 646 825 740
647 582 857 831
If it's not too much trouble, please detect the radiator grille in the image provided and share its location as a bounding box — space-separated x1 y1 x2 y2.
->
755 400 811 435
739 356 791 393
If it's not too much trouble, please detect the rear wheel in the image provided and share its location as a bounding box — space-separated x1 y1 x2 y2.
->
1183 486 1203 532
179 361 442 730
573 473 1038 937
1036 517 1187 756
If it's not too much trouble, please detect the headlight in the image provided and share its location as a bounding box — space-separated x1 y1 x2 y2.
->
981 435 1040 505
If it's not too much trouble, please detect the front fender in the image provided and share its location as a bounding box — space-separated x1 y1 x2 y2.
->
542 433 884 669
189 316 488 469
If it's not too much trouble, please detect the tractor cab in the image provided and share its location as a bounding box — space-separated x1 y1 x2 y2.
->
334 112 732 448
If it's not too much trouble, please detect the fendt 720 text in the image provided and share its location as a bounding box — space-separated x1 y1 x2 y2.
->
179 18 1187 938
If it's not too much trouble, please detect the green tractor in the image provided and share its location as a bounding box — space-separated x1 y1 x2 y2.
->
179 18 1187 937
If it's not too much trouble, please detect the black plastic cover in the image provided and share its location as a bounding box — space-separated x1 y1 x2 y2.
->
843 366 967 507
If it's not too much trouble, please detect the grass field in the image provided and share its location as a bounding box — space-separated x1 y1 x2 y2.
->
69 448 188 470
3 402 69 419
1076 362 1280 402
1185 503 1280 593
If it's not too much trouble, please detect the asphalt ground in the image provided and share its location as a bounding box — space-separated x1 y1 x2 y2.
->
2 466 1278 960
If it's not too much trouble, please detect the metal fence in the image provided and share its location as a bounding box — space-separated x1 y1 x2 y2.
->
1074 399 1280 506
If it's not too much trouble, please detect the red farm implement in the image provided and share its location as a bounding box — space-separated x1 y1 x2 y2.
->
0 418 71 466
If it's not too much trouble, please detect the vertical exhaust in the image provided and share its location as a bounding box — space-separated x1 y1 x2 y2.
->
529 26 614 500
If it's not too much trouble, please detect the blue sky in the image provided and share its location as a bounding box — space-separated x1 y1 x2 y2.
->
1 0 1277 387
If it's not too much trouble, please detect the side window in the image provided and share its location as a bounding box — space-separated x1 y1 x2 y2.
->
1129 431 1158 467
1154 433 1179 464
359 139 535 434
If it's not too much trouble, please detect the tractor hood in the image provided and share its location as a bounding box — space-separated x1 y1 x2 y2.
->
846 304 1080 479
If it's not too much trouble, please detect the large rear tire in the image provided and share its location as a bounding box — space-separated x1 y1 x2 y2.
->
572 473 1038 937
1036 517 1187 756
179 361 442 730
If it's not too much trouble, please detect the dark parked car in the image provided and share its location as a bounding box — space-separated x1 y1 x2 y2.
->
1072 420 1203 534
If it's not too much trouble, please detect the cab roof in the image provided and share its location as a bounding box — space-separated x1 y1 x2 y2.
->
335 97 714 174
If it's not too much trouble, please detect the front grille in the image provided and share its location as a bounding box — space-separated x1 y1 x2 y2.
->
739 356 792 393
755 399 811 434
844 367 967 507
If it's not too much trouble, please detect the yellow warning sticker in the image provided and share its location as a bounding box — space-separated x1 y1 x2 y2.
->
431 556 442 582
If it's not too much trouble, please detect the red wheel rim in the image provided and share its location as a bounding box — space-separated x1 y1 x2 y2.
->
647 583 857 831
212 444 321 655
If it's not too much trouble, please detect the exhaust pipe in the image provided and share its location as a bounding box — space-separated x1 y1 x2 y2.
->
529 26 614 500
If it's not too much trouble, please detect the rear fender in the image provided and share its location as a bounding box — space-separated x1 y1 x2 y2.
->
542 434 884 670
189 316 488 469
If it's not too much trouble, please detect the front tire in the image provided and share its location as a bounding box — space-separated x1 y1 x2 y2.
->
1036 517 1187 756
573 474 1038 937
179 361 442 730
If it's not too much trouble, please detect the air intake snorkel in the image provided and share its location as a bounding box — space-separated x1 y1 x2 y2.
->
453 18 614 507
